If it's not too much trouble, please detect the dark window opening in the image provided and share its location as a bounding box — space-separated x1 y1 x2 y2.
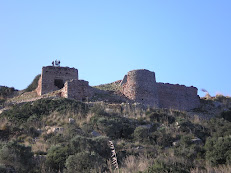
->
54 79 64 89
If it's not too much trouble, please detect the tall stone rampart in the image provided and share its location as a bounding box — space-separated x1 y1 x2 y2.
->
37 66 78 95
121 69 159 107
157 83 200 110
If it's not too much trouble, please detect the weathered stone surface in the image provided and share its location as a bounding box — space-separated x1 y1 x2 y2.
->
36 66 91 101
37 66 78 95
121 69 159 107
121 69 200 110
61 79 92 101
157 83 200 110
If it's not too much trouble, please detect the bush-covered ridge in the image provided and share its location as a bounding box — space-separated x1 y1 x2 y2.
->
0 97 230 172
25 74 41 92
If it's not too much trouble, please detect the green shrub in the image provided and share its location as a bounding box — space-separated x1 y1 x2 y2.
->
205 136 231 166
2 98 87 124
45 145 70 171
0 141 34 173
65 151 105 173
134 126 149 143
70 135 110 158
25 74 41 92
91 115 135 139
220 109 231 122
0 86 16 98
146 159 190 173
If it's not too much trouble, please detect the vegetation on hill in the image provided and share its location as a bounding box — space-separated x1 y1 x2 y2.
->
25 74 41 92
0 96 230 172
94 81 121 92
0 86 17 106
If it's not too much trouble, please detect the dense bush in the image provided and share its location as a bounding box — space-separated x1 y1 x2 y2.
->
1 98 87 124
70 135 110 158
91 115 136 139
25 74 41 92
0 141 34 173
0 86 16 99
65 151 105 173
146 159 190 173
46 145 70 171
220 109 231 122
133 126 149 143
205 136 231 166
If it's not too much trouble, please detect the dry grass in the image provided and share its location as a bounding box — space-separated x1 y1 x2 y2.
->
31 138 50 153
191 164 231 173
6 90 39 103
119 155 153 173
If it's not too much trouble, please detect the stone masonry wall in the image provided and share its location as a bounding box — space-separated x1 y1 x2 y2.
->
121 69 159 107
61 79 92 101
120 69 200 110
37 66 78 95
157 83 200 110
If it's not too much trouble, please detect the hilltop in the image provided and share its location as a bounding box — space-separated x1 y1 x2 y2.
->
0 66 231 173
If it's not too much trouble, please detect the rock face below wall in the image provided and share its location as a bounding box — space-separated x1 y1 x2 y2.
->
121 69 200 110
121 69 159 107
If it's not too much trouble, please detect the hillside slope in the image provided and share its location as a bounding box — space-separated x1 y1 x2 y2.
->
0 90 231 172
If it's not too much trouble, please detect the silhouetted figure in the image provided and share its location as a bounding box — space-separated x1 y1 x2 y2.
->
52 61 54 66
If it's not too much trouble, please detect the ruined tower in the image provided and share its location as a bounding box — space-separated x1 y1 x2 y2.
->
120 69 200 110
36 66 78 95
36 66 92 101
121 69 159 107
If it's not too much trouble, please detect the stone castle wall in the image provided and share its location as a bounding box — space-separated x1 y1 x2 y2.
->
157 83 200 110
121 69 159 107
36 66 200 111
61 79 92 101
121 69 200 110
37 66 78 95
36 66 91 101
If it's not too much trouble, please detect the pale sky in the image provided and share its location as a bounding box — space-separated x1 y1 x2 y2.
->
0 0 231 97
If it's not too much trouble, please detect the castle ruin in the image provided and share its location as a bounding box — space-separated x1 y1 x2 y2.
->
36 66 92 101
36 66 200 111
121 69 200 110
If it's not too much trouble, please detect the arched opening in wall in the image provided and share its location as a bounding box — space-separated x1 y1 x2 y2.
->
54 79 64 89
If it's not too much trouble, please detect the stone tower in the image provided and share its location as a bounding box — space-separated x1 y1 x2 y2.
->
36 66 78 95
121 69 159 107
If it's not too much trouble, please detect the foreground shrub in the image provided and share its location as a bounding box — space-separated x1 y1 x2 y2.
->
45 145 70 171
65 151 105 173
205 136 231 166
0 141 34 173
